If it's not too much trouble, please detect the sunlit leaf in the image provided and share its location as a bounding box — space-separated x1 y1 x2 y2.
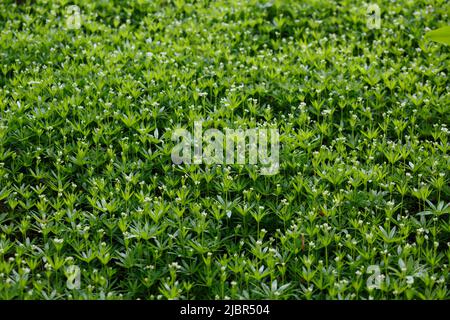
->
426 26 450 45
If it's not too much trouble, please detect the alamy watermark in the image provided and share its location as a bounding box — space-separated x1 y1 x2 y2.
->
66 5 81 30
366 265 383 289
171 121 279 175
366 4 381 30
65 265 81 290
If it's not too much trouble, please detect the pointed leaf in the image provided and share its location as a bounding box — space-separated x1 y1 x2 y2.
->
426 26 450 45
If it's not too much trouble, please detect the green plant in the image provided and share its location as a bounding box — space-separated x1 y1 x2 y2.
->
0 0 448 300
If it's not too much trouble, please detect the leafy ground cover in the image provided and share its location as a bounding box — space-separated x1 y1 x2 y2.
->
0 0 449 299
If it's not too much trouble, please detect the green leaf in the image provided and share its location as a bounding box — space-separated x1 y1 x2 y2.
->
426 26 450 45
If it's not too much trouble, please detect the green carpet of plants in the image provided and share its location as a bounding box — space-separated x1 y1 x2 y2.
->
0 0 449 300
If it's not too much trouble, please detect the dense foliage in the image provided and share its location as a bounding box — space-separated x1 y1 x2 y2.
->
0 0 449 299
